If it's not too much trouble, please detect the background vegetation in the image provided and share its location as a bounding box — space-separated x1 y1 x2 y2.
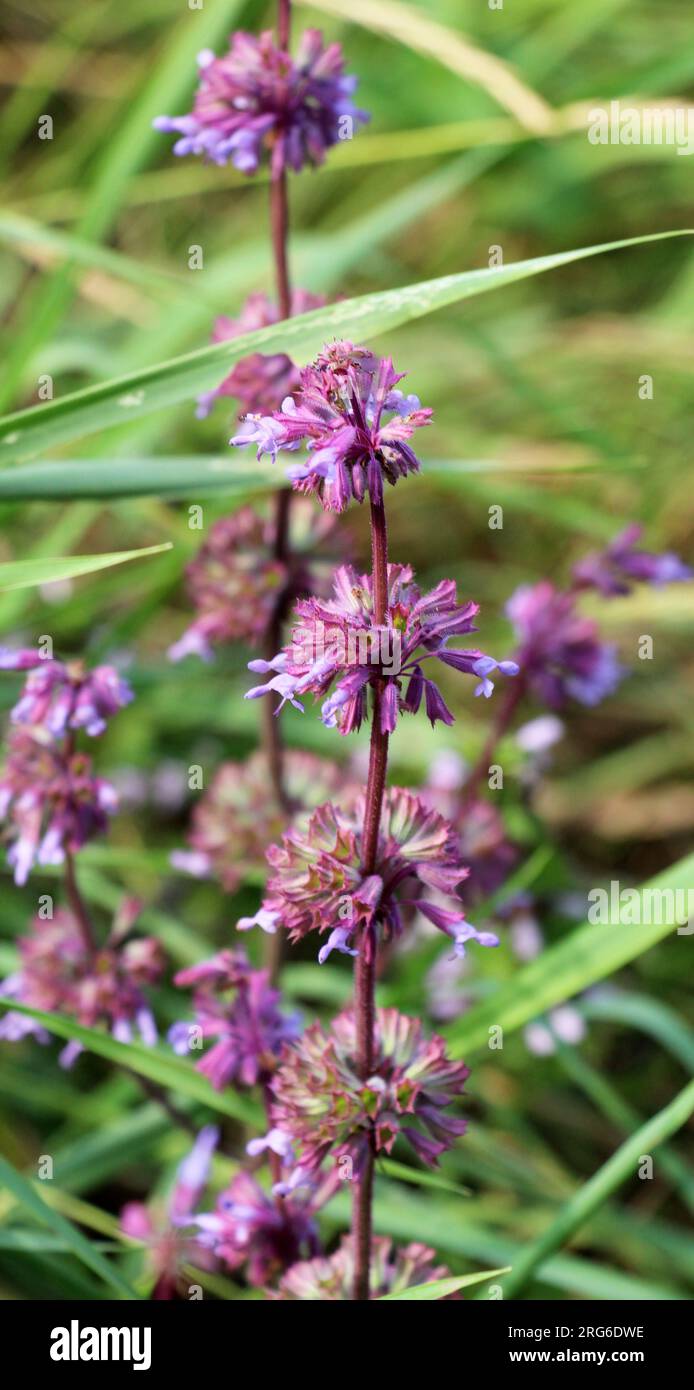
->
0 0 692 1300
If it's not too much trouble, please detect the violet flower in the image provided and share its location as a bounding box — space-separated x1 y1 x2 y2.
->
0 728 117 885
0 649 132 738
120 1126 220 1299
232 342 433 512
153 30 368 176
573 523 692 596
182 1159 337 1288
169 949 300 1090
245 562 518 734
0 904 164 1065
238 787 499 964
505 581 623 708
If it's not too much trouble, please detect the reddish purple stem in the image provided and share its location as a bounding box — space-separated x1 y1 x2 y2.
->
352 497 390 1301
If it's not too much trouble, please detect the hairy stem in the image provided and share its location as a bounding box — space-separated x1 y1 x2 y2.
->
352 496 390 1301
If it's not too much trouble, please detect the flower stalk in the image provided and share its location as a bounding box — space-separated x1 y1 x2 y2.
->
352 496 390 1301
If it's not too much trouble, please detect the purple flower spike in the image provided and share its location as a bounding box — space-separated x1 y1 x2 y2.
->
154 31 368 177
573 523 692 596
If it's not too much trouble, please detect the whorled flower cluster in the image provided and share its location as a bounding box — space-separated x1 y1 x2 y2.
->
233 342 433 512
172 748 354 891
270 1006 470 1171
246 562 518 734
168 509 290 661
0 648 133 738
154 30 368 176
269 1235 456 1301
168 505 340 663
181 1159 338 1288
169 949 300 1091
120 1126 219 1299
0 728 117 885
196 290 326 420
238 786 499 963
0 903 164 1065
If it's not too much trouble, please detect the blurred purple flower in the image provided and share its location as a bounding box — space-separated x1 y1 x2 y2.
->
0 904 163 1064
195 290 326 420
0 729 117 885
174 748 355 893
153 30 368 176
573 523 692 596
120 1126 219 1299
169 949 300 1090
0 649 132 738
182 1161 335 1288
506 581 623 709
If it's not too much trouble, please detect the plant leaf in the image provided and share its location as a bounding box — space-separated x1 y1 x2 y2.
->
0 999 261 1125
0 542 172 591
0 1153 139 1299
0 232 689 465
446 851 694 1055
377 1265 510 1300
0 454 618 503
501 1079 694 1297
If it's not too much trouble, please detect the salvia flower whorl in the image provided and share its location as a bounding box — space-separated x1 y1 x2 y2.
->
271 1235 456 1300
154 30 368 176
270 1006 470 1171
245 561 518 733
232 342 433 512
239 786 498 964
0 903 163 1065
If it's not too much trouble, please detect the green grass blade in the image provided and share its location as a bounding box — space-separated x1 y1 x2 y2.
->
447 852 694 1055
500 1079 694 1298
378 1266 510 1301
0 1154 139 1299
0 542 171 591
0 232 689 466
0 453 617 502
0 999 260 1125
